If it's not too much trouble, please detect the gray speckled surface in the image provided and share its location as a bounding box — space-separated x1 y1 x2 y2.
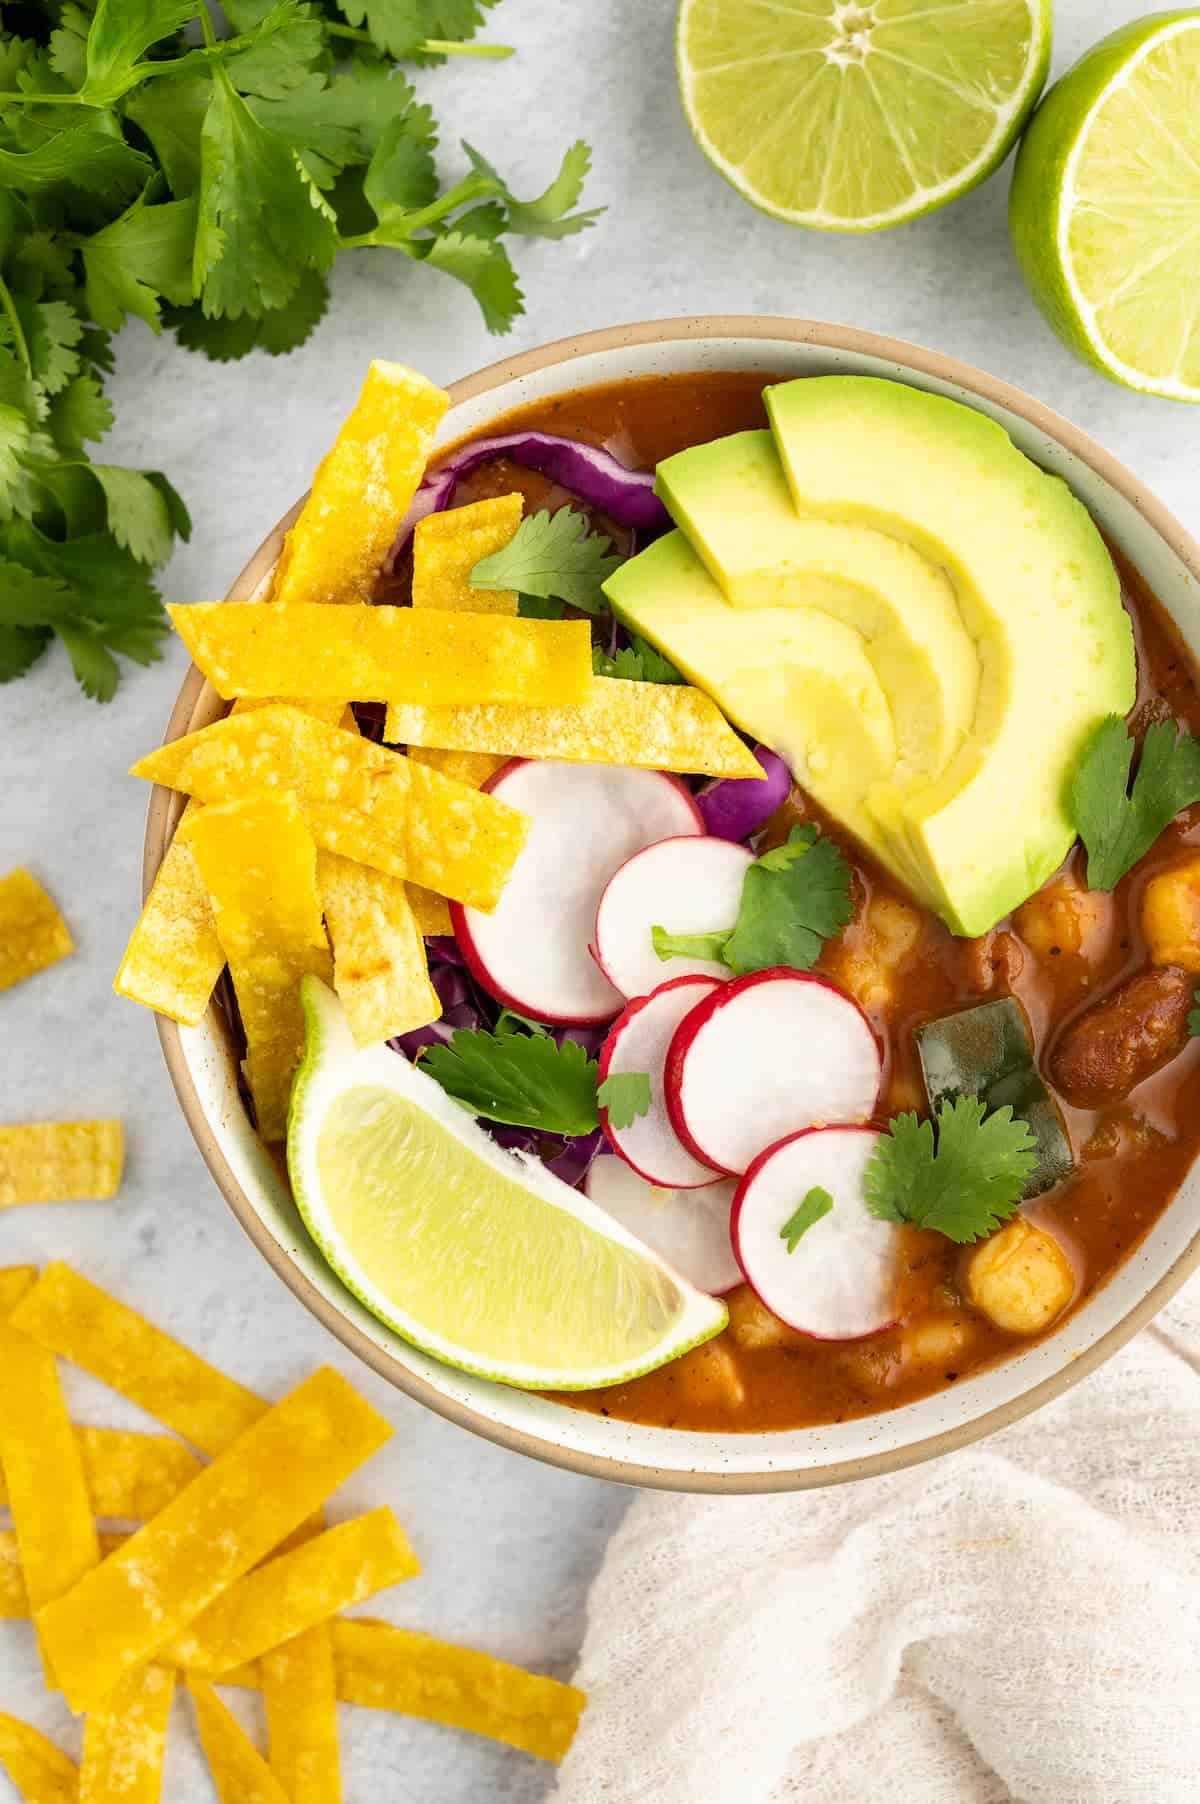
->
1 1 1197 1794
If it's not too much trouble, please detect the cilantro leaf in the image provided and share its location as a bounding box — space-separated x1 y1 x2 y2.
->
360 99 439 219
15 299 83 395
165 268 329 357
651 926 730 965
597 1071 651 1130
81 191 197 331
0 122 152 199
252 64 413 186
335 0 499 60
125 77 210 197
0 619 50 682
864 1097 1038 1245
517 593 564 620
463 139 603 239
89 464 178 564
420 1027 600 1135
494 1007 550 1038
593 636 684 685
47 374 114 452
780 1186 833 1253
472 507 620 613
418 227 521 333
78 0 199 106
1071 714 1200 891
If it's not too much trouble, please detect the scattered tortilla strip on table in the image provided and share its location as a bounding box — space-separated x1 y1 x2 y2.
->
35 1367 392 1713
180 794 333 1140
190 1677 290 1804
0 1120 123 1207
405 881 452 937
386 677 765 778
132 707 530 912
272 361 448 609
79 1663 174 1804
404 745 509 791
412 494 523 615
318 853 440 1046
263 1623 341 1804
0 868 73 992
0 1425 201 1521
0 1712 77 1804
168 601 592 709
0 1264 37 1315
331 1619 586 1763
10 1262 265 1457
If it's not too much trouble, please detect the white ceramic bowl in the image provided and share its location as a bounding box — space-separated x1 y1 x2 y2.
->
149 317 1200 1492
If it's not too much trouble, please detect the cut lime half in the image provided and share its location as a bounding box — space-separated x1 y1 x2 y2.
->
1010 12 1200 402
676 0 1051 232
287 979 727 1391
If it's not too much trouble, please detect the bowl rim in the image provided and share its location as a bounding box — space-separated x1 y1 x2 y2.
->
147 313 1200 1493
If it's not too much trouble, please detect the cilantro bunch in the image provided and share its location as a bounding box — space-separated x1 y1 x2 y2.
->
0 0 599 700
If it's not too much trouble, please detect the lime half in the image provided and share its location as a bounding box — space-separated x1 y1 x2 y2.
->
1010 12 1200 402
288 979 727 1390
676 0 1051 232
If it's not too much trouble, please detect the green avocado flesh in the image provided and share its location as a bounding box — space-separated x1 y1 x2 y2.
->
608 375 1136 936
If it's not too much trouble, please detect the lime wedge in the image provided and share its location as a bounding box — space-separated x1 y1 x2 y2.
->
287 979 727 1390
676 0 1051 232
1010 13 1200 402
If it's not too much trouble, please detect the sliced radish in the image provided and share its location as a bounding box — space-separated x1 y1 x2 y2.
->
666 968 881 1175
452 759 703 1024
593 836 753 999
599 976 723 1188
732 1125 901 1339
586 1155 740 1295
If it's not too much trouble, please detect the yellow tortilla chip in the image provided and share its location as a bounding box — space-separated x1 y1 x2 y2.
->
190 1676 290 1804
170 1506 417 1674
133 707 529 912
0 1425 201 1520
386 677 764 778
0 868 73 992
405 881 452 936
331 1619 586 1763
263 1624 341 1804
318 853 440 1046
168 600 592 709
11 1263 265 1457
405 745 509 790
0 1530 126 1620
181 794 332 1140
272 362 449 609
231 696 348 726
36 1367 393 1714
0 1120 123 1207
0 1712 77 1804
0 1264 37 1315
412 494 523 615
79 1663 175 1804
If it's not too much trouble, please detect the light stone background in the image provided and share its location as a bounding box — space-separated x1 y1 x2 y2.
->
1 2 1197 1797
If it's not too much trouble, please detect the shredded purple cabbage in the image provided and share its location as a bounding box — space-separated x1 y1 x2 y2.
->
697 745 792 840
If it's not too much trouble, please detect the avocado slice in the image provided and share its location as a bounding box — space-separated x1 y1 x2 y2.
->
654 428 980 782
766 376 1136 936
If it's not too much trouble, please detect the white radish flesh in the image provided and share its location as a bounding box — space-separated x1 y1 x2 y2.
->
452 759 703 1024
586 1155 740 1296
592 835 753 999
732 1126 901 1338
666 968 881 1174
599 976 723 1189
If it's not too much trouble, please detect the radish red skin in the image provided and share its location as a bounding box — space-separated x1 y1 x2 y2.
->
598 975 723 1188
664 967 882 1175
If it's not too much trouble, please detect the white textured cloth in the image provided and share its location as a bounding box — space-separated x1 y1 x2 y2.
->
554 1277 1200 1804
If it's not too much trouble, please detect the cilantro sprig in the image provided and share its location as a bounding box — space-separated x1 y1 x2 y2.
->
420 1024 600 1136
596 1071 651 1129
1071 714 1200 890
471 506 620 614
592 637 684 685
652 825 854 977
780 1186 833 1252
864 1097 1038 1245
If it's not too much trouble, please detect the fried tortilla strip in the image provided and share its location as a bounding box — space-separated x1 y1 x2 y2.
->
263 1624 341 1804
331 1619 586 1763
0 868 73 992
11 1263 265 1457
168 601 592 709
404 745 508 790
132 707 529 912
36 1368 393 1714
79 1664 174 1804
0 1712 78 1804
0 1265 37 1315
180 794 333 1139
412 494 523 615
386 678 764 778
272 362 449 609
0 1426 201 1520
0 1120 123 1207
190 1677 290 1804
405 882 452 936
317 853 440 1047
0 1530 126 1620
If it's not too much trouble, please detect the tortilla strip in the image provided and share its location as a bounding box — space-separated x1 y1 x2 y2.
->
168 1506 419 1674
0 1425 201 1521
0 868 73 992
79 1663 174 1804
0 1120 123 1207
405 882 452 936
404 745 509 790
412 494 523 615
0 1265 37 1315
11 1263 265 1457
36 1368 393 1714
272 362 448 609
132 707 529 912
168 601 592 709
385 677 764 778
0 1712 78 1804
263 1624 342 1804
317 853 440 1046
0 1530 125 1620
190 1676 290 1804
